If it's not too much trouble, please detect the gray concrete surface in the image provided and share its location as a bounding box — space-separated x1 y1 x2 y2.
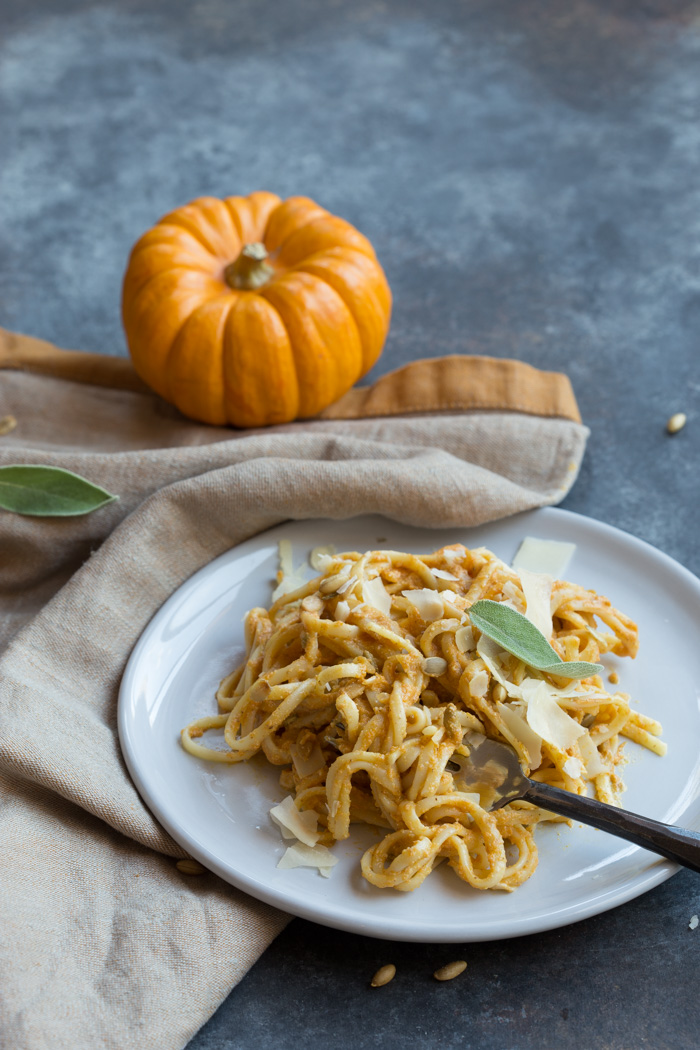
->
2 1 700 1047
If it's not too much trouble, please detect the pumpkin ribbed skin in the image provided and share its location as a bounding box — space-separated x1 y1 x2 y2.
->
122 192 392 426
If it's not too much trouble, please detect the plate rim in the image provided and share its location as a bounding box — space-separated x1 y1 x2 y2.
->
118 507 699 942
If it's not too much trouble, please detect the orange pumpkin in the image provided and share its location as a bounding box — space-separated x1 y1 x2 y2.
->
122 192 392 426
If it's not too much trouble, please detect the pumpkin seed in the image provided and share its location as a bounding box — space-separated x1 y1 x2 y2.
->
422 657 448 676
176 859 206 876
455 626 475 653
0 415 17 436
666 412 687 434
370 964 396 987
433 960 467 981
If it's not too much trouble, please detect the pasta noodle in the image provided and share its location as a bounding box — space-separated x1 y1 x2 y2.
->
181 543 665 892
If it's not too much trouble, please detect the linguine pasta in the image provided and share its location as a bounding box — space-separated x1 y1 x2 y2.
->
181 543 665 892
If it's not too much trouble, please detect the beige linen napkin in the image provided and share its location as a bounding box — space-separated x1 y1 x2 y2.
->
0 327 587 1050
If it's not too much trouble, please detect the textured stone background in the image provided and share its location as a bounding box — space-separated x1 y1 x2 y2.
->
2 1 700 1047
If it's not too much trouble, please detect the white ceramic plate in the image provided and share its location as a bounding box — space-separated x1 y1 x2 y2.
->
118 508 700 942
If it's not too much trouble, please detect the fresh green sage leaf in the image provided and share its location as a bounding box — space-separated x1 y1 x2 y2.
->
469 599 603 681
0 465 118 517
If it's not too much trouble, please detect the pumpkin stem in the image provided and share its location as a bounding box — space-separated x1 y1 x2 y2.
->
224 242 274 290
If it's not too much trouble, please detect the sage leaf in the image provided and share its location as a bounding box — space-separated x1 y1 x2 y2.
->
0 465 118 517
469 599 603 681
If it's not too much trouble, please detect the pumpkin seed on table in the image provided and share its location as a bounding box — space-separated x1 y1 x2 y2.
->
176 859 206 876
0 415 17 436
122 192 393 428
666 412 687 435
370 964 396 987
433 960 467 982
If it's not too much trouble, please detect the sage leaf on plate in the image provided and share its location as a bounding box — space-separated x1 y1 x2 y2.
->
469 599 603 681
0 465 118 517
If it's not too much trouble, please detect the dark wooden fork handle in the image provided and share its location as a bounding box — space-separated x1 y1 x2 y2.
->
522 780 700 874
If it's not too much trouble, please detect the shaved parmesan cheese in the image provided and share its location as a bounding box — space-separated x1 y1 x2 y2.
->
512 537 576 579
272 540 308 601
337 574 358 595
496 702 542 769
469 670 489 699
519 568 554 640
334 600 350 622
525 682 586 751
270 796 319 847
432 568 458 581
502 581 520 603
440 590 463 616
578 733 607 777
290 739 326 779
362 575 391 616
563 756 584 780
402 588 444 622
310 545 336 571
277 841 338 874
278 539 294 578
455 626 475 653
272 576 302 601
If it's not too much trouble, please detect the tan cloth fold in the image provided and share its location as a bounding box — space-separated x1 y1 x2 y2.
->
0 330 588 1050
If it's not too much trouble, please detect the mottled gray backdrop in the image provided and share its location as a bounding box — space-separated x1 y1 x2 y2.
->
2 2 700 1048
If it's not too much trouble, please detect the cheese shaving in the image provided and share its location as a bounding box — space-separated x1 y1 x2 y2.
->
277 841 338 874
432 568 458 581
455 626 475 653
402 588 444 622
270 796 319 847
362 575 392 616
577 733 607 777
563 756 584 780
290 739 326 779
469 670 489 699
518 568 554 640
502 581 521 603
310 545 336 571
272 540 308 601
279 540 294 578
337 574 358 595
334 600 350 622
512 537 576 579
496 701 542 769
525 682 586 751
